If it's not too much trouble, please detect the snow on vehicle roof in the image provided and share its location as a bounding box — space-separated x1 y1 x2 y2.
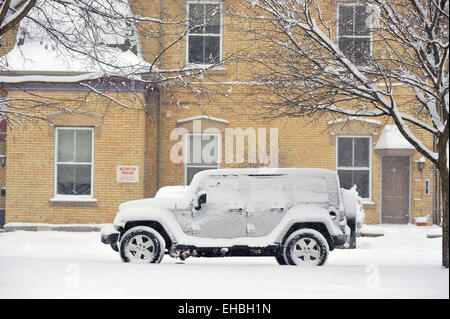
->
188 168 342 209
189 168 341 191
375 125 415 150
0 0 150 78
192 167 338 178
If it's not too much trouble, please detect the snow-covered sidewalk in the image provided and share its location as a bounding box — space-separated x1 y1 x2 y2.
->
0 224 448 298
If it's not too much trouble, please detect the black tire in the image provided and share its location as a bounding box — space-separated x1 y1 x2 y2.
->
274 253 287 265
120 226 165 263
283 229 329 266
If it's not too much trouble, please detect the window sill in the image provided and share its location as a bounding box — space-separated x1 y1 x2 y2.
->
50 196 98 207
362 200 376 208
185 63 227 75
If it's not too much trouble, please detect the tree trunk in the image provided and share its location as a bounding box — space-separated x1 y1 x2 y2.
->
437 121 449 269
440 166 449 268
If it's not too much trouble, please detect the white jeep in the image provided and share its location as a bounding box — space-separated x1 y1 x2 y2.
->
101 168 357 266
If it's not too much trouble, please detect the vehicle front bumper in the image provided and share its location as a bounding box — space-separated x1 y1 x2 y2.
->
100 224 120 252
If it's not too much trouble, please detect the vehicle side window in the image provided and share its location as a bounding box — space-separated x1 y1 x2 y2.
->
197 175 246 209
246 176 292 212
292 176 339 208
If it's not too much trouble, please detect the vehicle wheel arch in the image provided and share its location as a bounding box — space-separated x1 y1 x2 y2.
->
122 220 172 250
281 222 334 251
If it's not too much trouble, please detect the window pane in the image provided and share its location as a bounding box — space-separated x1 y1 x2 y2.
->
338 169 370 198
74 165 91 195
354 37 371 66
188 36 204 63
205 36 220 63
338 137 353 167
338 6 354 36
338 36 353 61
337 169 353 190
354 138 370 167
75 130 92 162
354 170 369 198
188 4 204 34
57 164 74 195
205 4 221 34
187 167 212 185
355 5 370 35
57 129 74 162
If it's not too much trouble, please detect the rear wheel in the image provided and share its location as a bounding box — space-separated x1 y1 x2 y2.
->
283 229 329 266
120 226 165 263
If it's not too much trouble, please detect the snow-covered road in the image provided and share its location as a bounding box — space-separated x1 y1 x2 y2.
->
0 224 448 298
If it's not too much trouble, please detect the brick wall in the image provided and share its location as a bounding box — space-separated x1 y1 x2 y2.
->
5 91 147 224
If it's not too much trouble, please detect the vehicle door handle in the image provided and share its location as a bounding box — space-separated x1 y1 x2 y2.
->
270 208 285 212
229 208 243 213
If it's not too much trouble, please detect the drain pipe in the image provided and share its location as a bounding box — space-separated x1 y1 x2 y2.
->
157 0 165 190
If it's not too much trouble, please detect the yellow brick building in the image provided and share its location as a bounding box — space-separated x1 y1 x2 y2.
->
0 0 443 227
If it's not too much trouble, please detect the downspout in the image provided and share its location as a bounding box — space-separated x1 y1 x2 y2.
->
433 136 437 224
157 86 162 190
157 0 165 190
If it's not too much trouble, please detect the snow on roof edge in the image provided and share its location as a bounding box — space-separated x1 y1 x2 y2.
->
328 117 382 125
374 125 415 150
177 115 230 125
0 72 104 84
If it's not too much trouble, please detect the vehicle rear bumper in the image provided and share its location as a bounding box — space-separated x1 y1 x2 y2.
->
331 224 351 248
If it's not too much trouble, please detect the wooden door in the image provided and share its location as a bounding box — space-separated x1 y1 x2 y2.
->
381 156 410 224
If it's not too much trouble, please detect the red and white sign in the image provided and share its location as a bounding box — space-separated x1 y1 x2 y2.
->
117 165 139 183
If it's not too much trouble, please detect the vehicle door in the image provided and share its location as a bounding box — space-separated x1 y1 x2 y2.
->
191 174 247 239
246 175 292 237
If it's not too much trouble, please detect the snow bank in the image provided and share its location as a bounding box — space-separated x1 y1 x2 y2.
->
0 225 447 298
4 222 105 228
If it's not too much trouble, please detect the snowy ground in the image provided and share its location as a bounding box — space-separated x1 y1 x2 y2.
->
0 224 448 299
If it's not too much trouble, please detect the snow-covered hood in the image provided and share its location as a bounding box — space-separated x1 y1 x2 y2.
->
118 196 185 212
113 195 192 227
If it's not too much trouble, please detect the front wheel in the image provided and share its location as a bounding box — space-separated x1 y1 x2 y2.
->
274 253 287 265
120 226 165 263
283 229 329 266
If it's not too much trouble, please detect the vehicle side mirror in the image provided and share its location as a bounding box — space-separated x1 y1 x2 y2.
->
194 191 207 211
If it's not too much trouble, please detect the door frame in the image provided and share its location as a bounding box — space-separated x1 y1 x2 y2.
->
379 154 412 224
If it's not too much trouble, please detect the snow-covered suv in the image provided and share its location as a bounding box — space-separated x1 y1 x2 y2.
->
101 168 354 266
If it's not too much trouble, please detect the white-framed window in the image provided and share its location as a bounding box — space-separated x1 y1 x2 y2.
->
336 136 371 199
337 3 371 66
185 134 220 185
54 127 94 198
186 2 222 65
